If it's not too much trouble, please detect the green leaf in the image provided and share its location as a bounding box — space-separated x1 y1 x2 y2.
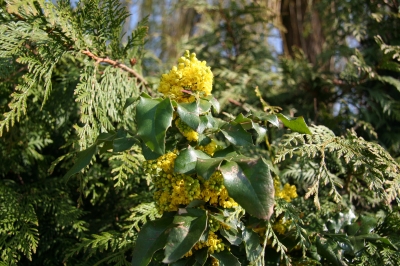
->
252 123 267 144
131 215 174 266
276 113 312 134
316 237 346 266
221 123 253 146
233 114 253 130
96 132 116 142
141 142 162 160
357 215 377 235
242 227 263 262
163 209 207 263
196 157 224 180
220 159 274 220
199 99 212 113
195 248 208 265
136 95 173 156
63 145 97 179
255 113 279 127
175 147 210 174
177 102 200 131
211 250 241 266
170 257 197 266
354 234 397 250
208 96 220 113
113 137 136 152
123 97 137 110
220 227 242 246
198 116 209 133
233 114 266 143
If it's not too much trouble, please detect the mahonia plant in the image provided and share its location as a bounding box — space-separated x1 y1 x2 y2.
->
128 51 311 266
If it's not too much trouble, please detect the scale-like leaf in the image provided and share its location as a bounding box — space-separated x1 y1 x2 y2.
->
220 159 274 220
163 209 207 263
277 113 312 134
175 147 210 174
131 216 174 266
136 95 173 156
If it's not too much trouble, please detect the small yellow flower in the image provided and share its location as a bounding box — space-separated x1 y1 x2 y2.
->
175 118 199 142
274 178 298 202
198 139 218 156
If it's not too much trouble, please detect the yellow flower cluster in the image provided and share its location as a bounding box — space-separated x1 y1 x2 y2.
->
198 139 218 156
193 231 225 254
144 152 238 214
156 151 178 173
272 218 292 235
158 50 213 103
143 151 202 212
154 173 201 212
274 178 298 202
201 171 238 209
175 118 198 142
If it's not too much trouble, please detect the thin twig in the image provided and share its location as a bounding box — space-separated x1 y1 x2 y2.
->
81 50 148 86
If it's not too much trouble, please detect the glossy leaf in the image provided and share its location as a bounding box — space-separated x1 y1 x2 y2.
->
208 96 220 113
211 250 241 266
233 114 253 130
175 147 210 174
255 113 279 127
123 97 137 110
195 248 208 265
196 157 224 180
163 209 207 263
113 137 136 152
199 99 212 113
177 102 200 131
198 116 209 133
220 159 274 220
252 123 267 144
277 113 312 134
136 95 173 156
170 257 197 266
63 145 97 179
220 227 242 246
234 114 266 143
221 123 253 146
131 216 174 266
96 132 116 142
242 227 263 262
316 237 346 266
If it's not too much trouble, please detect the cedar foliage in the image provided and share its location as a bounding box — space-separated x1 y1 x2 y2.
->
0 0 399 265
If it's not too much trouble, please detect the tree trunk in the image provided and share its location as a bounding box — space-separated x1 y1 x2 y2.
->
280 0 325 65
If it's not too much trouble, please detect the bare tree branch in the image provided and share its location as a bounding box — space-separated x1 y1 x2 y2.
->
81 50 146 82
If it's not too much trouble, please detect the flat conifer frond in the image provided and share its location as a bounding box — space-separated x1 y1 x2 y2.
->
276 125 400 209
